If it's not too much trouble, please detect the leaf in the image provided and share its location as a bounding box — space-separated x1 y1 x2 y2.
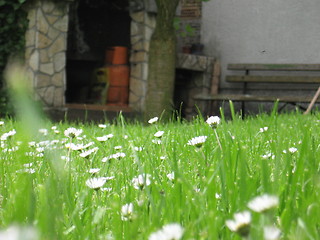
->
93 206 107 225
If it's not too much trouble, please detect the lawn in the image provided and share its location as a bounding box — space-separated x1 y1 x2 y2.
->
0 109 319 239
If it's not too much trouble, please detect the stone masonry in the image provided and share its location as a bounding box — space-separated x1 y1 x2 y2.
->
23 0 214 116
25 0 69 108
129 10 156 112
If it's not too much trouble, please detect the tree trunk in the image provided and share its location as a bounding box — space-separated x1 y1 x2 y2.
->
144 0 179 121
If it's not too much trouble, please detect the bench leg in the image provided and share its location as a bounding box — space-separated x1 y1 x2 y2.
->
241 101 245 116
278 102 307 112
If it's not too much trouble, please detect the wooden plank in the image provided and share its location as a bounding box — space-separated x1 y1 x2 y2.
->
210 61 220 95
226 75 320 83
194 94 320 103
64 104 133 112
228 64 320 71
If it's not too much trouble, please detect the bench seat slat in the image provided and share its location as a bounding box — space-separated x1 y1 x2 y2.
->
226 75 320 83
194 94 320 103
228 64 320 71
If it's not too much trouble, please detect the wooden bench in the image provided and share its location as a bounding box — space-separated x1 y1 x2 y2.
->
194 63 320 115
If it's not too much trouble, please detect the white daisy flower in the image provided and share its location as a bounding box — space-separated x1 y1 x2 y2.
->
0 225 39 240
98 124 107 128
148 117 158 124
1 129 16 141
247 194 279 213
152 139 162 145
154 131 164 138
114 145 122 150
187 136 207 148
264 226 281 240
225 211 251 237
206 116 221 128
132 173 152 190
262 152 275 159
85 177 113 190
102 152 126 162
134 146 143 152
121 203 134 221
167 172 175 182
61 156 71 162
96 134 114 142
79 147 99 158
101 187 113 192
149 223 184 240
64 127 83 138
215 193 221 199
88 168 100 174
0 121 4 126
259 127 269 133
16 168 36 174
38 128 48 135
288 147 298 154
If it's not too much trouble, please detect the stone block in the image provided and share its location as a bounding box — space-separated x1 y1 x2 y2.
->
26 69 35 87
130 51 147 63
38 32 52 49
36 73 51 87
144 26 154 41
54 52 66 72
53 87 64 107
128 92 142 111
39 49 50 63
25 28 36 48
131 35 143 46
48 27 60 41
27 8 36 29
35 88 45 102
43 86 55 106
38 10 49 34
130 63 142 78
132 40 144 51
48 36 66 58
53 15 69 32
25 46 33 60
52 71 64 87
142 40 150 51
142 62 149 80
41 1 55 14
29 50 39 71
129 77 145 98
131 22 143 36
46 15 59 25
145 13 156 28
130 11 144 23
40 63 54 75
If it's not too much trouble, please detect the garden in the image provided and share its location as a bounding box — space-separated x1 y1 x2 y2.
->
0 102 319 239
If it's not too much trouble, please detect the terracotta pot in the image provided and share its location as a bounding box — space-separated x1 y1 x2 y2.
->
106 65 130 106
105 46 128 65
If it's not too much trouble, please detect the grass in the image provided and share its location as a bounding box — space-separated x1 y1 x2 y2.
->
0 109 319 240
1 64 319 239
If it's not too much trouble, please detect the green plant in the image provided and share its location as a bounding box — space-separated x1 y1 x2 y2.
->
0 0 29 115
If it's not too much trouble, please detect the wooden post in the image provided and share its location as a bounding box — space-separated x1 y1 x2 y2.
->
304 86 320 114
209 60 220 115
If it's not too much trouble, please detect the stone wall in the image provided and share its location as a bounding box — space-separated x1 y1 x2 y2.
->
25 0 69 108
129 10 156 112
23 0 211 117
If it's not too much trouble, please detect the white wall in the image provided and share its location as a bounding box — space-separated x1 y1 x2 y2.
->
202 0 320 86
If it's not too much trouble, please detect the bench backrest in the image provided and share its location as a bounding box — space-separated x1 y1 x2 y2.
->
226 64 320 83
228 64 320 71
